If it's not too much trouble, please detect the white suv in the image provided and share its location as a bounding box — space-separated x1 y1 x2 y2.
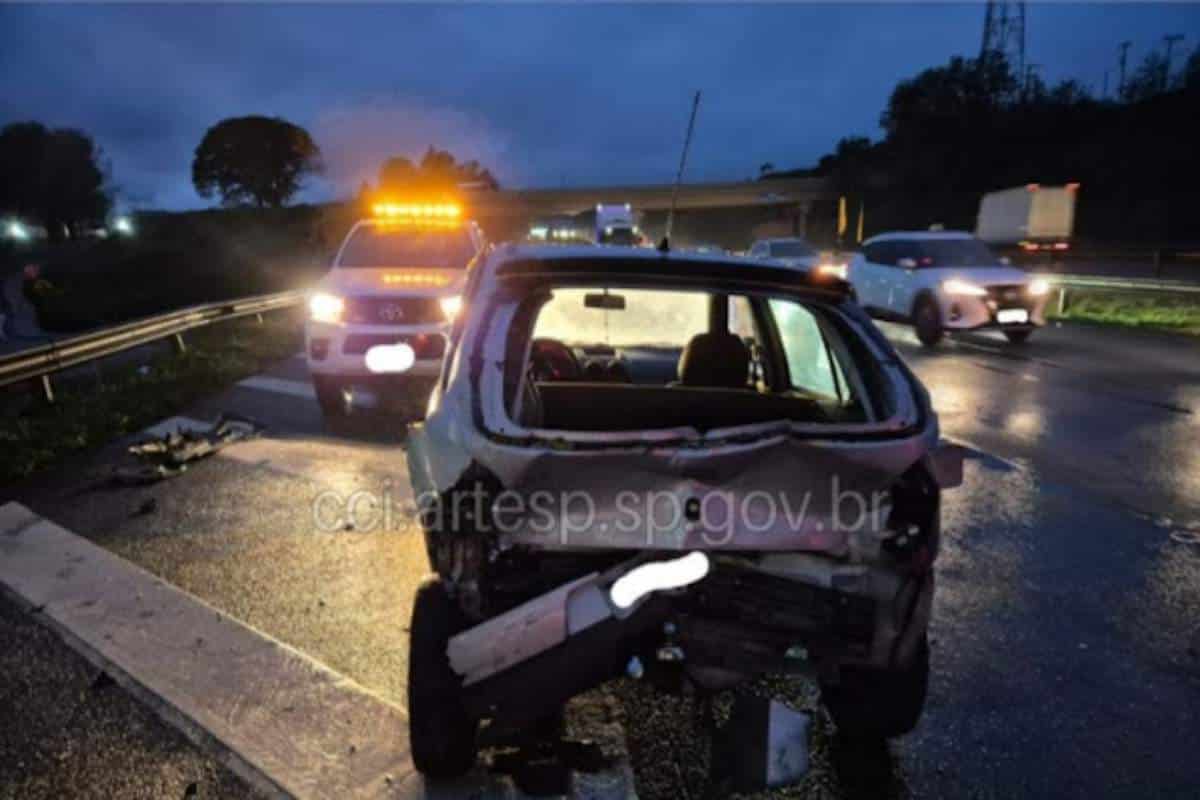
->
847 231 1050 346
305 205 484 415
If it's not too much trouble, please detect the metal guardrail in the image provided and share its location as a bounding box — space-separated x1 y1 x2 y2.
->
1034 273 1200 315
1036 273 1200 293
0 289 304 401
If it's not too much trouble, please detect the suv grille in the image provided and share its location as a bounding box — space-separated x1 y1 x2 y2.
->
344 296 444 325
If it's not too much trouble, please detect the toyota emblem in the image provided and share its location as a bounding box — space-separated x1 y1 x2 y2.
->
379 303 405 322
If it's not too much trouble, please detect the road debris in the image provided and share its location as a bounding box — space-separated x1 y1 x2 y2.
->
114 414 262 485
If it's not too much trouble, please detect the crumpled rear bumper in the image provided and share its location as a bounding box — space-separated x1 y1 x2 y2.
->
448 551 933 724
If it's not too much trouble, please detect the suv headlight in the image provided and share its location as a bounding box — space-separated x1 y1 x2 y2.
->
942 278 988 297
309 292 344 324
439 294 463 320
1027 278 1050 296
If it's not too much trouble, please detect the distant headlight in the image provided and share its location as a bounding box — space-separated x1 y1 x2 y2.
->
1027 278 1051 296
439 294 463 320
309 292 344 324
942 278 989 297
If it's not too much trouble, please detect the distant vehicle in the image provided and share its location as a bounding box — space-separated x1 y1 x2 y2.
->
304 202 485 416
847 230 1051 346
747 237 821 269
595 203 641 245
976 183 1078 252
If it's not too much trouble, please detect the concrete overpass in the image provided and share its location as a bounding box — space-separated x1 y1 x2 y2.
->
464 176 829 243
465 176 825 214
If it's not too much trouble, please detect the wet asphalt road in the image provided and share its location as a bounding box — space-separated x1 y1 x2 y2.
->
2 319 1199 798
0 595 258 800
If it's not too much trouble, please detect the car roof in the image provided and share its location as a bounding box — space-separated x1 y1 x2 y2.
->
862 230 976 244
484 243 849 295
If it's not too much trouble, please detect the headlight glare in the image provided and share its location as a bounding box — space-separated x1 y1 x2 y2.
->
942 278 989 297
439 294 463 320
309 292 344 323
1028 278 1050 296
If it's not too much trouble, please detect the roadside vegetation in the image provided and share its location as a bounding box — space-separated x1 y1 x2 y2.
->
1048 290 1200 336
0 311 303 486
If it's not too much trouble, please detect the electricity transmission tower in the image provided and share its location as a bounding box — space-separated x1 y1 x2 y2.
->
1118 40 1131 98
1163 34 1184 90
980 1 1026 78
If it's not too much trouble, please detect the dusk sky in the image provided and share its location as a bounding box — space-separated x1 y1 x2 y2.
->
2 3 1198 210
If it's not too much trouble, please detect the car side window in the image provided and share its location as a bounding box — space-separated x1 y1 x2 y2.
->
750 242 766 257
767 299 846 402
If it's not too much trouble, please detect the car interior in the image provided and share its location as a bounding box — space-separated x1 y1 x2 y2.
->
507 286 875 432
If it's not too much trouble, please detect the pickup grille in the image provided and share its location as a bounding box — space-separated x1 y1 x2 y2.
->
342 333 445 358
344 296 444 325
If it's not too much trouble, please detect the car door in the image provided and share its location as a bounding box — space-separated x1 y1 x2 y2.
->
879 239 917 316
852 242 888 311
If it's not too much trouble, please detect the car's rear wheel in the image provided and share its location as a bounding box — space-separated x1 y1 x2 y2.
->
914 298 944 347
409 577 478 778
1004 329 1032 344
820 635 929 740
312 375 347 417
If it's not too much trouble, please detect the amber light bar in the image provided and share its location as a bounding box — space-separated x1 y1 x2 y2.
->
372 202 462 219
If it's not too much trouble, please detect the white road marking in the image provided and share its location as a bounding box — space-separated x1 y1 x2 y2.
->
237 375 316 400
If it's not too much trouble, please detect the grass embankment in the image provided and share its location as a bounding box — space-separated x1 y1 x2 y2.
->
18 204 359 332
1048 289 1200 336
1 311 303 486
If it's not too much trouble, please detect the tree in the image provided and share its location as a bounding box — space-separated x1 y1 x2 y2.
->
374 147 499 195
192 116 321 207
0 121 110 239
1122 51 1170 102
1180 45 1200 91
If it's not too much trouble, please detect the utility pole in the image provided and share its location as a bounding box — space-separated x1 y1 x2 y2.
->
1163 34 1184 90
1118 40 1131 99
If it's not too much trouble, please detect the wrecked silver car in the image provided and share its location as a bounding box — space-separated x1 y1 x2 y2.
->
405 243 962 777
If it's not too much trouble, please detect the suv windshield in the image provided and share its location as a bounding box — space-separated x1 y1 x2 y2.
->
911 238 1001 268
338 226 476 269
771 241 817 258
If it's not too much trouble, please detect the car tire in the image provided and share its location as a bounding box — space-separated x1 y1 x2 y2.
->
820 635 929 740
409 577 478 779
914 297 944 347
312 376 347 417
1004 329 1032 344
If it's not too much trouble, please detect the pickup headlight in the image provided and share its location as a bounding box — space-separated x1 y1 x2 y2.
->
942 278 989 297
439 294 463 320
1027 278 1051 296
309 292 344 324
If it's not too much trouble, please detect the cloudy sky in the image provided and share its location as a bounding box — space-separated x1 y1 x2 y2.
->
2 3 1197 210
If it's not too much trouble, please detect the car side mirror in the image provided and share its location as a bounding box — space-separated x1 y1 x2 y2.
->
897 257 917 270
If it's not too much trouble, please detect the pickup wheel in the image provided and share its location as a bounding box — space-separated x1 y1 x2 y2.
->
409 577 478 778
312 376 347 417
913 297 944 347
1004 329 1032 344
820 635 929 740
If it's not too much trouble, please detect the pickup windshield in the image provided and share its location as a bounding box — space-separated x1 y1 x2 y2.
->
338 226 476 269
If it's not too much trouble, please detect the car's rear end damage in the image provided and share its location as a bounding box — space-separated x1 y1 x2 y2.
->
403 245 962 777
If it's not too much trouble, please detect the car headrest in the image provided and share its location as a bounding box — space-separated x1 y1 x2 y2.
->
677 331 750 388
